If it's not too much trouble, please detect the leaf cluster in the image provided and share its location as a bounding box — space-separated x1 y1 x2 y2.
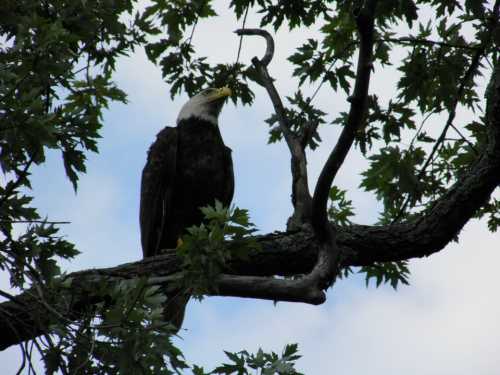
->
41 278 187 375
209 344 303 375
339 260 410 290
176 201 260 299
140 1 255 103
1 0 143 293
265 90 326 149
360 260 410 290
0 1 150 371
327 185 354 226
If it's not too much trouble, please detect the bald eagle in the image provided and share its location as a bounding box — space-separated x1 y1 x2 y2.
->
140 87 234 329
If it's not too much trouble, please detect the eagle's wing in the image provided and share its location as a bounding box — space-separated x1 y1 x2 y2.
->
140 127 178 258
223 146 235 206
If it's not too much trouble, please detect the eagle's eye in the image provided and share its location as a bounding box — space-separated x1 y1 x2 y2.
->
202 88 216 96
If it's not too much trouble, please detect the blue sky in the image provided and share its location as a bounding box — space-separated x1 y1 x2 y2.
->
1 2 500 373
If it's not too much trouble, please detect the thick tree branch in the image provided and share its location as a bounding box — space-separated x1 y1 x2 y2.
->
235 28 312 229
232 27 354 303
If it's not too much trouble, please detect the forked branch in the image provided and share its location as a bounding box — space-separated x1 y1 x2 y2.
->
234 2 379 300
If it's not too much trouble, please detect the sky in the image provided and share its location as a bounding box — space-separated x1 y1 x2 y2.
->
1 2 500 374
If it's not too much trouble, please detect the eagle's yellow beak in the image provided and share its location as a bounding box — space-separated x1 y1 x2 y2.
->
219 86 232 97
208 86 232 101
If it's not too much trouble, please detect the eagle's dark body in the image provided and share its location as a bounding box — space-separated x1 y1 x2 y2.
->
140 118 234 257
139 111 234 330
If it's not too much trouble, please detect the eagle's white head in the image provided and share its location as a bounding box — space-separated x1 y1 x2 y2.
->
177 87 232 125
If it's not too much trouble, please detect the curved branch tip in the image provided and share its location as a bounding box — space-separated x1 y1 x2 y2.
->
234 28 274 66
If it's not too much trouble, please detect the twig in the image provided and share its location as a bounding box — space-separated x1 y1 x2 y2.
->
408 109 437 149
381 37 480 51
0 290 25 306
301 41 357 147
26 340 37 375
0 220 71 225
308 42 357 105
450 123 478 153
16 343 27 375
309 60 337 104
187 16 199 47
419 52 482 178
235 7 249 65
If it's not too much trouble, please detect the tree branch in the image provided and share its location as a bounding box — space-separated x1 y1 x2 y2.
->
234 28 312 229
306 0 378 292
215 274 325 304
311 0 377 239
234 28 274 67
